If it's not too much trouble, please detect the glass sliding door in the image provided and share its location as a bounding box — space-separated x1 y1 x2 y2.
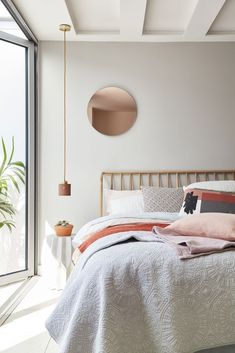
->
0 1 36 286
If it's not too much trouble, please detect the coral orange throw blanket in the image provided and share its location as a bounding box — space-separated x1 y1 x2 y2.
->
79 222 169 253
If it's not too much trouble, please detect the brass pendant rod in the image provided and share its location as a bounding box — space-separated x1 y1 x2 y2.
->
59 24 71 195
63 29 67 183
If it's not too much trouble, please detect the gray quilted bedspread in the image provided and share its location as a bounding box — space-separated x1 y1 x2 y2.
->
46 231 235 353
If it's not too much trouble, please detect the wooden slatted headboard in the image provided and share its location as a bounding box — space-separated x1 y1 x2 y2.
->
100 170 235 216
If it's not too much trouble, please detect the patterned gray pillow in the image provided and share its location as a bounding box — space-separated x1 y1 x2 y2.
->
142 187 184 213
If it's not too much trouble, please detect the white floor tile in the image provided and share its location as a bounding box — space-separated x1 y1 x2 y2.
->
0 277 61 353
0 331 50 353
0 281 24 308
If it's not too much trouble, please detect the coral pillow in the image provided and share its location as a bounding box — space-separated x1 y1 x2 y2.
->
165 213 235 240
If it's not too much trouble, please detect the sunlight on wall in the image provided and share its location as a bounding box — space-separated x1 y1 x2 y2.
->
45 220 54 236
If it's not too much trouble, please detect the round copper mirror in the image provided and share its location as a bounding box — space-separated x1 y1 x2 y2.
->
87 87 137 136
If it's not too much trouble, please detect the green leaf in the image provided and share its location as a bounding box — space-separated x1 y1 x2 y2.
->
6 222 15 232
0 220 15 232
11 167 25 177
10 161 25 168
0 210 6 219
0 179 8 187
11 170 25 184
8 175 20 193
0 138 7 176
0 201 15 215
0 137 25 232
8 137 15 165
0 208 14 216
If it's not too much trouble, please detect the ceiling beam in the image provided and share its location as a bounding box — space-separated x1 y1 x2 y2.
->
64 0 79 34
69 32 235 43
185 0 226 38
120 0 147 37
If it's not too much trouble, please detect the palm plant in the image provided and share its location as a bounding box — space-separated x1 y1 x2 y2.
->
0 137 25 232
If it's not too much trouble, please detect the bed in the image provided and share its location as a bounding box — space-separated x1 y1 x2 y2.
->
46 170 235 353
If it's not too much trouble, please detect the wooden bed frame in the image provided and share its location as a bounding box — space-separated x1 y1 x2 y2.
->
100 170 235 216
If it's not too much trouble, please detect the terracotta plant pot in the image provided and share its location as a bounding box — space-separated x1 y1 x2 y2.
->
54 224 73 237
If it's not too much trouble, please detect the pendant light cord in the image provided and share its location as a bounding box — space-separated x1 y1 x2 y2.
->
63 29 67 183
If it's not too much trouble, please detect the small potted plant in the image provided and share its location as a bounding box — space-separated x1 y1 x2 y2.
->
54 220 73 237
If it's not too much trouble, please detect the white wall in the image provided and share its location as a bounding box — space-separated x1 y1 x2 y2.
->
39 41 235 253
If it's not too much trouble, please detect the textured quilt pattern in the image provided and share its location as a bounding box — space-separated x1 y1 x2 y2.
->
46 230 235 353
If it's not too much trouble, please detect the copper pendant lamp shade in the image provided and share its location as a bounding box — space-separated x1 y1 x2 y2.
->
59 181 71 196
58 24 71 196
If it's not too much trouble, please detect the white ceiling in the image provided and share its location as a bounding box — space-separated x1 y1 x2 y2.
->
12 0 235 42
144 0 198 33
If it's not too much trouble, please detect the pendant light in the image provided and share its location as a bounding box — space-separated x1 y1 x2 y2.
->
58 24 71 196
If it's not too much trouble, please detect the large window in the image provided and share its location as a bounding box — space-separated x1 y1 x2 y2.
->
0 1 26 38
0 0 37 286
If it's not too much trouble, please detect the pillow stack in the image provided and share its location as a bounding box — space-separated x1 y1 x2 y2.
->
104 180 235 216
105 187 184 215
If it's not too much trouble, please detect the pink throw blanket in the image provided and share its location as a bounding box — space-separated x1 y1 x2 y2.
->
153 226 235 259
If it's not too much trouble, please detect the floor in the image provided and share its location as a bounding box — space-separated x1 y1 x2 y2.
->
0 281 24 308
0 277 60 353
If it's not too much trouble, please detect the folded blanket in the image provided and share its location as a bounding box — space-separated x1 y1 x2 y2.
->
153 226 235 259
79 222 169 253
72 213 179 248
72 222 169 264
72 214 178 264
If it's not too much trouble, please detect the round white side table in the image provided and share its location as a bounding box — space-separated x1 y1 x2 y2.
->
41 233 76 290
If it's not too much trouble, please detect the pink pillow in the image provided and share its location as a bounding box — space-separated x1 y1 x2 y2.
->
166 213 235 240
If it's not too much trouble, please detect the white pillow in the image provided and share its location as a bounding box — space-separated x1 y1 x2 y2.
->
184 180 235 192
104 190 144 215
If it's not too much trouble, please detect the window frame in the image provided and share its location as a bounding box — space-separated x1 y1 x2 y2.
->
0 1 37 286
